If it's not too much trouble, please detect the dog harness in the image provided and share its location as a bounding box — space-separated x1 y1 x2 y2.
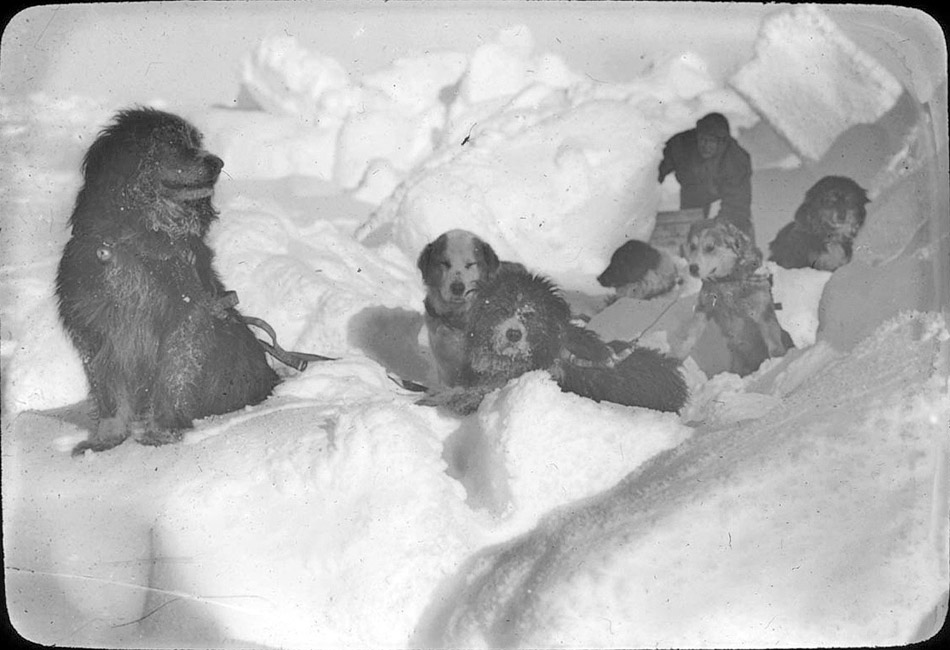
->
214 291 335 372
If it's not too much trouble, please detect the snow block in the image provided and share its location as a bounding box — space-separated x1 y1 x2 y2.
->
730 5 903 161
449 371 692 533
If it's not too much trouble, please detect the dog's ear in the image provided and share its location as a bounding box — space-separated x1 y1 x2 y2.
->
477 238 500 275
724 221 763 275
416 238 442 286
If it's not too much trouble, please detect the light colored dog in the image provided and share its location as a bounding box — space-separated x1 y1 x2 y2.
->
417 229 518 386
675 218 793 376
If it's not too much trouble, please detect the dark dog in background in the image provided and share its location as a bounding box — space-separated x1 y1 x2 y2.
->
597 239 680 300
417 229 522 386
768 175 869 271
677 218 793 377
422 264 688 415
56 107 279 455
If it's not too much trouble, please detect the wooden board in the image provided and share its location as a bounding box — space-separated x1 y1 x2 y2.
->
648 208 706 253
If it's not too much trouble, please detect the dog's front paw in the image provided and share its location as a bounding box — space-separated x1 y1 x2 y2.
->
135 426 184 447
814 242 849 271
71 437 126 456
767 336 794 359
72 415 132 456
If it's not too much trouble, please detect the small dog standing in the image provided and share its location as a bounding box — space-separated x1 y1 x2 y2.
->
676 218 793 377
597 239 680 300
57 107 279 455
417 229 521 386
768 175 869 271
422 265 688 415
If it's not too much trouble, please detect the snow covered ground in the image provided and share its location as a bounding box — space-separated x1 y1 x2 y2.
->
2 3 948 648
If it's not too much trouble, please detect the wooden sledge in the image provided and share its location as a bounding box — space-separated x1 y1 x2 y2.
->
648 207 706 253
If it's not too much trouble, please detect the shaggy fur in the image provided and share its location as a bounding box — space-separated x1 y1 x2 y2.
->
769 176 869 271
597 239 680 300
417 229 521 386
678 218 793 376
56 107 279 455
422 265 688 415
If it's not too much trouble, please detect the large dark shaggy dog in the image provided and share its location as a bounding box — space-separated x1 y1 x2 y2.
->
768 175 869 271
421 265 688 415
56 107 279 455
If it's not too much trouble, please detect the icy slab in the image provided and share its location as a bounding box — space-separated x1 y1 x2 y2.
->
730 5 903 161
414 311 950 648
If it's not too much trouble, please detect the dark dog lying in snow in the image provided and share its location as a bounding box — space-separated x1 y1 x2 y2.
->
676 218 793 377
597 239 680 300
56 107 279 455
417 229 524 387
768 175 869 271
420 265 688 415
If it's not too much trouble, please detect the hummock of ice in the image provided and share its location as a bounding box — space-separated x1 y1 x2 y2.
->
238 27 759 293
236 35 468 199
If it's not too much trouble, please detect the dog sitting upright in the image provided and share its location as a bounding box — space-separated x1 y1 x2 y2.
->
676 218 793 377
56 107 279 455
417 229 520 386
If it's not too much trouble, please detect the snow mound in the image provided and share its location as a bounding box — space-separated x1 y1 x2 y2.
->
4 335 697 649
238 36 468 201
460 24 580 105
240 36 351 123
414 311 950 648
150 399 481 648
446 371 693 534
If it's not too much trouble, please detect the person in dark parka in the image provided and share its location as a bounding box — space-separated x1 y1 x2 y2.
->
658 112 754 239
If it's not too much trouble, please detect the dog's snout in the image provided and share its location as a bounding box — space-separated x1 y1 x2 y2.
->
204 154 224 176
688 263 699 277
450 281 466 297
505 328 523 343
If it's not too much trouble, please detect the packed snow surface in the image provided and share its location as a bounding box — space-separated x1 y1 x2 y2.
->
2 12 947 650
